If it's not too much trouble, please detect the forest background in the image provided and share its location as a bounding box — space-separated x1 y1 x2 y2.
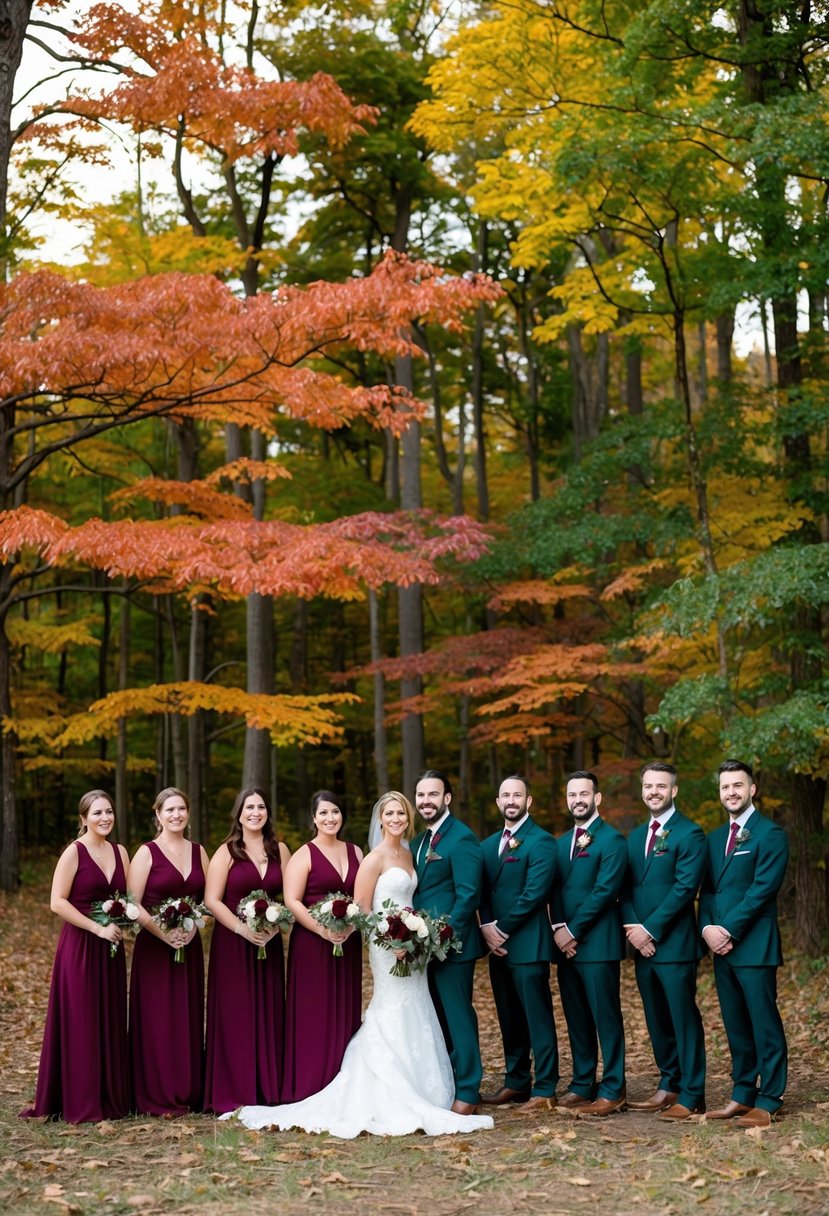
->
0 0 827 957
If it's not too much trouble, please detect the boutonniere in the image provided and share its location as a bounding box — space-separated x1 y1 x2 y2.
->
575 831 594 856
507 836 522 851
426 831 443 862
734 828 751 847
652 829 671 855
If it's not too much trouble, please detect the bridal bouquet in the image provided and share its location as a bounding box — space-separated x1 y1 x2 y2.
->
308 892 372 957
236 889 294 959
153 895 209 963
89 891 140 958
372 902 461 977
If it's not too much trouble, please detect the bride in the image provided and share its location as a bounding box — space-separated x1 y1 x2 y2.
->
224 791 493 1138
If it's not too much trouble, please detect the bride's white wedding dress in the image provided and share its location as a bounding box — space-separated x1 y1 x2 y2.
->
224 866 493 1137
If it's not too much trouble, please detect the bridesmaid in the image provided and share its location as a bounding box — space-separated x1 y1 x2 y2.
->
282 790 363 1101
21 790 130 1123
128 787 209 1115
203 787 291 1114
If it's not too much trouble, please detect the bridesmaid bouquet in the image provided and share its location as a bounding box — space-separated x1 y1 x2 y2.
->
307 892 371 957
236 890 294 959
152 896 209 963
372 902 460 977
89 891 141 958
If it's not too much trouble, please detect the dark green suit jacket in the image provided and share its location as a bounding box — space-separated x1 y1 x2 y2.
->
621 809 705 962
412 814 484 964
699 810 789 965
480 816 556 964
551 818 626 961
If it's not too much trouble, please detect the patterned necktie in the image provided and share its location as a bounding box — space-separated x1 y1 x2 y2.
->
726 821 740 855
646 820 661 856
499 828 512 856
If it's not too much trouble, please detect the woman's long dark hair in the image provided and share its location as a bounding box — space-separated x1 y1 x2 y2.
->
223 787 281 862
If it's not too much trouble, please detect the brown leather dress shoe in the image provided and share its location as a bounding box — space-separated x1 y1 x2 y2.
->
558 1091 592 1110
480 1086 531 1105
627 1088 679 1111
658 1102 705 1121
518 1095 557 1112
707 1101 752 1120
451 1099 481 1116
578 1095 626 1117
734 1107 773 1128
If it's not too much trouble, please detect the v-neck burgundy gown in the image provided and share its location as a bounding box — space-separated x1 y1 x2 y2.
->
282 840 362 1101
129 840 206 1115
21 840 130 1123
203 854 286 1114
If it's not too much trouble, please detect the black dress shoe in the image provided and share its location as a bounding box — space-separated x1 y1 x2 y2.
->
480 1086 531 1105
451 1099 481 1115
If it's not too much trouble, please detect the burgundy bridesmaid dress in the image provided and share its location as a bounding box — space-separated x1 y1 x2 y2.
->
282 841 362 1101
203 854 286 1114
129 840 205 1115
21 840 130 1123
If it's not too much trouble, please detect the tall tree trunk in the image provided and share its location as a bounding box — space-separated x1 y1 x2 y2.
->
397 357 425 793
567 326 608 459
115 585 131 847
187 599 207 841
0 572 16 889
242 427 275 792
696 321 708 404
0 1 32 278
715 311 734 382
368 588 389 793
391 191 424 792
791 772 828 955
471 219 490 520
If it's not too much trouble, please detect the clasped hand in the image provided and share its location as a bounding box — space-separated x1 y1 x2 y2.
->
481 922 508 957
553 926 577 958
624 924 656 957
167 925 198 950
702 924 733 955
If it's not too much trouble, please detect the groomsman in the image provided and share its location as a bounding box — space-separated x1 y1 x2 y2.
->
412 769 484 1115
480 774 559 1112
701 759 789 1128
622 762 707 1121
551 771 627 1116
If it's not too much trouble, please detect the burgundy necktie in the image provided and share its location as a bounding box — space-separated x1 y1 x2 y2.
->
726 821 740 855
499 828 512 856
646 820 661 856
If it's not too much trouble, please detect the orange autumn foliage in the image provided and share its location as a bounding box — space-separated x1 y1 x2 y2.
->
0 506 493 600
66 6 376 161
0 254 500 436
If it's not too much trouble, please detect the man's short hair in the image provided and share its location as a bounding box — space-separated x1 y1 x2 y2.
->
500 772 530 795
640 761 677 780
718 758 754 780
566 770 599 792
416 769 453 799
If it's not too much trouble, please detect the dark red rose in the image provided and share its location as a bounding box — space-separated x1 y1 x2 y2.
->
331 899 349 919
439 924 454 943
254 898 269 916
109 900 126 918
162 905 179 925
177 900 192 915
387 915 410 942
